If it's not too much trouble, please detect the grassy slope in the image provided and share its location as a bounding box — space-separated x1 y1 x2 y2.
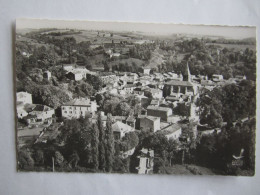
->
159 164 217 175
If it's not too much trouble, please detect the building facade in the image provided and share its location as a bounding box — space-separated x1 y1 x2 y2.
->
138 115 160 132
62 98 97 119
146 106 172 122
16 91 32 104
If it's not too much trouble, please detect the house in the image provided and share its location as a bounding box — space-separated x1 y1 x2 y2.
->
165 95 181 103
142 67 151 75
212 74 224 82
25 104 55 126
127 73 138 81
124 84 136 94
135 94 148 102
61 98 97 119
138 79 150 86
159 123 182 140
113 116 127 123
105 87 118 95
100 74 118 83
66 71 85 81
150 99 160 106
138 115 160 132
110 53 121 58
43 71 51 80
133 87 144 95
16 101 29 119
200 80 216 91
157 82 164 89
112 121 134 140
126 115 136 128
167 115 183 123
147 88 163 99
199 128 221 136
136 148 154 174
147 106 172 122
118 79 127 87
66 67 90 81
117 72 127 79
118 89 127 95
168 72 181 80
62 64 76 72
16 91 32 104
92 113 127 127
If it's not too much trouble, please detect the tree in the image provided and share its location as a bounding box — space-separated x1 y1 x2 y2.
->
104 61 110 72
54 151 64 167
63 37 76 63
167 139 179 166
34 150 44 166
173 103 190 117
86 75 103 91
116 102 131 116
120 131 139 151
97 112 106 171
18 148 35 170
91 124 99 170
105 113 115 172
163 85 171 98
69 150 80 168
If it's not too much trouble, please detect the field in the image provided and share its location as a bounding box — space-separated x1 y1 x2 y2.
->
206 43 256 51
38 29 144 44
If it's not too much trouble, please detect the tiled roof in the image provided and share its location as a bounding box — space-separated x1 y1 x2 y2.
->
147 105 172 112
159 123 181 135
138 115 160 122
33 105 48 112
112 121 133 133
165 80 193 87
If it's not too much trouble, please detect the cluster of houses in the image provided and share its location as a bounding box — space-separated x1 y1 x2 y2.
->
16 92 55 127
16 60 248 174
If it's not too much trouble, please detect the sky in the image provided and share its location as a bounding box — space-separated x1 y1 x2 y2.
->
16 18 256 39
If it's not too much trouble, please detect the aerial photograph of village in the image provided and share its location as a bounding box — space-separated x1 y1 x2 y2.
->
15 19 256 176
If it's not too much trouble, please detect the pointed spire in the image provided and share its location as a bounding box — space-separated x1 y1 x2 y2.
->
183 62 191 82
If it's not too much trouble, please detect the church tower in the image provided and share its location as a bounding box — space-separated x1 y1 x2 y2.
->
183 62 191 82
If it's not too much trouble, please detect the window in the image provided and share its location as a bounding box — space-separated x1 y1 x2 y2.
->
70 111 72 114
64 111 67 113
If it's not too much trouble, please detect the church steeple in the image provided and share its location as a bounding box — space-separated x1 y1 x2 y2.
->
183 62 191 82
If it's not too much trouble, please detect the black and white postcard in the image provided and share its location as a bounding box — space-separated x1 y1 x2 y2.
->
15 18 256 176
